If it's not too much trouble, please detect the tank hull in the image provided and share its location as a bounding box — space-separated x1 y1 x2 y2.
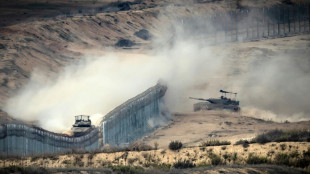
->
193 102 240 112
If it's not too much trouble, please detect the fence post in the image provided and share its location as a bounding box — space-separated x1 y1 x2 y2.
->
236 11 238 41
257 9 259 39
224 14 227 42
246 10 249 40
273 7 275 36
214 15 217 44
309 3 310 32
219 13 223 43
288 6 290 33
231 12 233 42
252 10 254 40
283 6 286 35
278 6 281 36
297 4 301 32
267 8 270 37
293 5 296 33
304 4 306 32
262 8 265 37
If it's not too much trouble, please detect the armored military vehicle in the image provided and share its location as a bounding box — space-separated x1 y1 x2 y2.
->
71 115 94 136
190 90 240 112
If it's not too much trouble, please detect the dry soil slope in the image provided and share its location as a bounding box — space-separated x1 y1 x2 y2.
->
1 142 310 173
0 0 307 120
0 0 288 107
143 110 310 148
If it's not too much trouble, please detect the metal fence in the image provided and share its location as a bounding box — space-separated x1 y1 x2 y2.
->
181 3 310 43
100 83 168 147
0 124 99 157
0 83 168 156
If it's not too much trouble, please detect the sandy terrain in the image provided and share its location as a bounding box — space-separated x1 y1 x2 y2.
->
1 0 308 109
143 111 310 148
0 1 310 173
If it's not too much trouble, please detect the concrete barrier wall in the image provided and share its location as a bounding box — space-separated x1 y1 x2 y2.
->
0 124 99 156
0 83 168 156
101 83 168 147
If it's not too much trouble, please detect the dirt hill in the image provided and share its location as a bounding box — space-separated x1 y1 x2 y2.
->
0 0 303 109
143 111 310 148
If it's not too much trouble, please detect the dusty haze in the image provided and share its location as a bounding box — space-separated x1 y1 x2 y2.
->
3 5 310 132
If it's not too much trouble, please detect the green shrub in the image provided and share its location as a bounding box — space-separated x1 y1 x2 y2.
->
173 160 195 169
74 155 84 167
62 160 71 165
128 141 153 151
208 153 222 165
232 152 238 162
289 150 299 158
149 163 171 169
272 148 310 168
254 133 269 144
111 165 144 174
253 130 310 144
0 166 50 174
280 143 286 151
201 140 231 146
246 153 269 164
169 141 183 150
196 162 209 167
222 153 230 161
88 152 95 160
235 139 250 148
274 153 290 165
31 156 40 162
267 150 275 157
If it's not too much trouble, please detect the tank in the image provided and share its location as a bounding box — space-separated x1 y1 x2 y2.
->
71 115 94 136
190 90 240 112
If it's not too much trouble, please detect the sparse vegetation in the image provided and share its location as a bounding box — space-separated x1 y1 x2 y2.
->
128 142 153 151
267 150 275 157
62 159 71 165
111 165 144 174
154 142 159 150
74 154 84 167
173 160 195 169
127 157 138 165
252 130 310 144
246 153 269 164
169 141 183 150
201 140 231 146
224 121 232 126
280 143 287 151
274 153 290 165
196 162 209 167
208 153 222 165
235 139 250 148
0 165 50 174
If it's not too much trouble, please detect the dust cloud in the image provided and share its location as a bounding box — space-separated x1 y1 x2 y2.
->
3 6 310 132
4 29 224 132
237 52 310 122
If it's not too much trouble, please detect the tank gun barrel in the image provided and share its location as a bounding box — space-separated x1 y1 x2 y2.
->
189 97 209 101
220 89 237 95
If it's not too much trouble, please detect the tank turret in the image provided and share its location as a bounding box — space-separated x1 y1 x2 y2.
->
71 115 94 136
189 90 240 112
